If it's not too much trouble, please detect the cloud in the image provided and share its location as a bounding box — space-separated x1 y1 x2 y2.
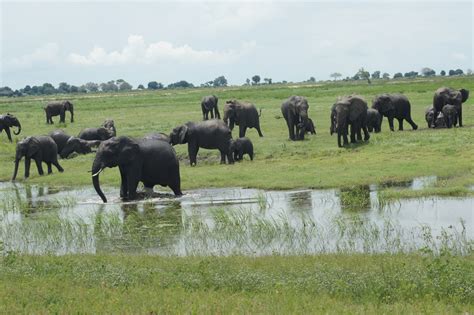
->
451 52 467 61
68 35 256 66
8 43 59 69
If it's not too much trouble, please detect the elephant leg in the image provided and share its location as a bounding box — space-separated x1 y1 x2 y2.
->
350 125 356 143
210 111 214 119
5 128 12 142
406 116 418 130
188 142 199 166
458 107 463 127
215 109 221 119
398 119 404 131
239 125 246 138
227 150 234 164
119 166 128 198
249 152 254 161
46 162 52 174
220 151 226 164
387 117 395 131
34 158 44 176
25 158 32 178
169 177 182 196
127 179 140 200
52 160 64 173
233 151 238 161
337 133 342 147
363 126 370 141
256 125 263 137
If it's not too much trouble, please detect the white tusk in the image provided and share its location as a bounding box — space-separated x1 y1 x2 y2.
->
92 168 103 177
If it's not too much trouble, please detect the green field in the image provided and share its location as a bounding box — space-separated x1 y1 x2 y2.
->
0 77 473 313
0 76 473 196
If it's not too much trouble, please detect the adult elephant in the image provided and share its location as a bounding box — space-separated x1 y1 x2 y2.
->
372 94 418 131
330 95 370 147
92 136 182 203
12 136 64 180
224 100 263 138
281 96 309 140
78 119 116 141
433 87 469 127
50 129 100 158
44 100 74 124
366 108 382 133
201 95 220 120
143 132 171 143
169 120 234 166
0 113 21 142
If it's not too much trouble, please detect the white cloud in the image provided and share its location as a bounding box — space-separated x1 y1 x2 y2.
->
8 43 59 69
68 35 256 66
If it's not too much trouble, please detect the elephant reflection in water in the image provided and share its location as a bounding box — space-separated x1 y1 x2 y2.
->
12 183 46 214
93 201 183 254
339 185 371 212
287 191 313 214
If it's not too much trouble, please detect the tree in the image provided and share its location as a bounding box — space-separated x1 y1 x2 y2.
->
167 80 194 89
393 72 403 79
357 68 371 84
245 78 251 85
454 69 464 75
263 78 272 84
147 81 160 89
330 72 342 81
371 71 381 79
78 85 87 93
23 85 32 94
448 69 456 76
0 86 14 97
440 70 446 76
69 85 79 93
42 83 56 94
382 72 390 79
251 75 261 85
100 80 118 92
308 77 316 82
137 84 145 90
58 82 71 93
404 71 418 78
213 76 228 87
84 82 99 93
421 67 435 77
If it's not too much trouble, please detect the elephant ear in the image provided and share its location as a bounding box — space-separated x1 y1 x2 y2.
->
290 97 298 116
26 137 40 157
376 95 393 114
349 97 368 122
118 139 140 164
460 89 469 102
178 125 188 143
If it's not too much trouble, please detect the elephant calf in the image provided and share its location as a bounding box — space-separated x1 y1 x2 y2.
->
230 137 254 161
12 136 64 180
0 113 21 142
50 129 100 158
299 118 316 135
442 105 458 128
78 119 116 141
425 106 448 129
201 95 220 120
170 120 234 166
366 108 382 133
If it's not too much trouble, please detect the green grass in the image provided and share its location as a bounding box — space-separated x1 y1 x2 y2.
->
0 253 472 313
0 76 473 197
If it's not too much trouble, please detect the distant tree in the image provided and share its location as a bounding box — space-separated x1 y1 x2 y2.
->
393 72 403 79
58 82 71 93
352 74 360 80
448 69 456 76
263 78 272 84
440 70 446 76
467 69 473 75
330 72 342 81
69 85 79 93
84 82 99 93
421 67 436 77
382 72 390 79
371 71 381 79
42 83 56 94
23 85 32 94
213 76 228 87
0 86 14 97
251 75 261 85
167 80 194 89
357 68 371 84
245 78 251 85
137 84 145 90
100 81 118 92
147 81 160 90
454 69 464 75
118 81 133 91
78 85 87 93
404 71 418 78
31 86 40 94
282 80 288 84
308 76 316 82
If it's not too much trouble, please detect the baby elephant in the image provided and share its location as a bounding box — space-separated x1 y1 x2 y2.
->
298 118 316 135
442 105 458 128
230 137 254 161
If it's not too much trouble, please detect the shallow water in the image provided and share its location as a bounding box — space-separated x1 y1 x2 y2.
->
0 177 472 256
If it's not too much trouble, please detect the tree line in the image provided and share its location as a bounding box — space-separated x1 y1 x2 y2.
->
0 68 471 97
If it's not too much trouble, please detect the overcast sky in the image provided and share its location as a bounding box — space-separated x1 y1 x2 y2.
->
1 1 472 89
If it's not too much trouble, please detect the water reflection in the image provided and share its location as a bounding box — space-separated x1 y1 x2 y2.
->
0 180 472 256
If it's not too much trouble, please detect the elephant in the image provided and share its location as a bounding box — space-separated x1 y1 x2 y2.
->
223 100 263 138
12 136 64 180
230 137 254 161
281 96 310 140
169 120 234 166
201 95 220 120
330 95 370 147
366 108 382 133
372 94 418 131
44 100 74 124
425 106 447 128
300 118 316 135
92 136 182 203
433 87 469 127
143 132 170 143
0 113 21 142
78 119 116 141
50 129 100 158
442 104 458 128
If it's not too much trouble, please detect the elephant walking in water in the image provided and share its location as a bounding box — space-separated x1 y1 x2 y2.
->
201 95 220 120
433 87 469 127
44 101 74 124
0 113 21 142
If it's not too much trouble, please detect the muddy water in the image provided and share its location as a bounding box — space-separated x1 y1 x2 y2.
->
0 178 472 256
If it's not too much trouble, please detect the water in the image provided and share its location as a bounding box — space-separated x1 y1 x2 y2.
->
0 177 472 256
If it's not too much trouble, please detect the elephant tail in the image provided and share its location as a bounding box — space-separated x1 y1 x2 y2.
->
258 109 262 117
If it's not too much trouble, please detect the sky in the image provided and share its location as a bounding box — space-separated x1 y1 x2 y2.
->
1 1 472 89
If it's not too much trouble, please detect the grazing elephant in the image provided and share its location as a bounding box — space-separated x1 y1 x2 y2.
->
12 136 64 180
372 94 418 131
201 95 220 120
433 87 469 127
224 100 263 138
230 137 254 161
366 108 382 133
281 96 310 140
170 120 234 166
300 118 316 135
0 113 21 142
442 104 458 128
78 119 116 141
330 95 370 147
143 132 170 143
44 101 74 124
50 129 100 158
92 136 182 203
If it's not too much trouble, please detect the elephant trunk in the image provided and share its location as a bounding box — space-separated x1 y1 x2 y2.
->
70 107 74 123
14 122 21 135
92 159 107 203
12 158 20 181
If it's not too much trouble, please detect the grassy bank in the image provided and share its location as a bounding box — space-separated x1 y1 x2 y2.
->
0 253 472 313
0 76 473 196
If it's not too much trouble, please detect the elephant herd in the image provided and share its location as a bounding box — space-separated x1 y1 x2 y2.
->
1 85 470 203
